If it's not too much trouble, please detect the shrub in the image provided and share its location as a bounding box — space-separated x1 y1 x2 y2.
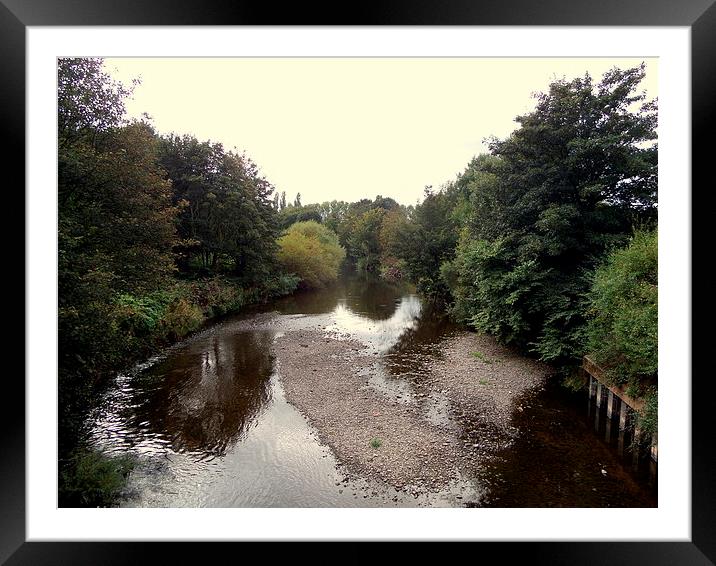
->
114 291 174 336
161 297 204 341
586 229 657 390
59 448 135 507
277 221 346 288
379 257 406 282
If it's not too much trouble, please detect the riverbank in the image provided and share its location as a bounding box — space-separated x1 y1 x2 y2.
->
271 316 552 496
59 274 299 507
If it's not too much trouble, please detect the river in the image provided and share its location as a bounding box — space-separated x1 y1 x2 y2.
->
86 272 656 507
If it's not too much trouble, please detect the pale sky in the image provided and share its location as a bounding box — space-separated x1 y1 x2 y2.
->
105 58 657 206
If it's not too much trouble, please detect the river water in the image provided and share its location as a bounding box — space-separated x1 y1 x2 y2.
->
87 273 656 507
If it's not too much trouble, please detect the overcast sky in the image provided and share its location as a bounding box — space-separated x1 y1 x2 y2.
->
105 58 657 206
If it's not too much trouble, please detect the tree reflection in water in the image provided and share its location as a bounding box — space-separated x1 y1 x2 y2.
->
120 330 274 460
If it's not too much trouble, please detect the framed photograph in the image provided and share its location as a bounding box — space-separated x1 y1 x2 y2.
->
8 0 712 563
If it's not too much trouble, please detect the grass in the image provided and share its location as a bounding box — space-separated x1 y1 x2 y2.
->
479 378 489 386
59 448 135 507
369 438 382 449
471 351 492 364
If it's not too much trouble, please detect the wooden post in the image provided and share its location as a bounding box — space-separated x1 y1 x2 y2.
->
619 401 629 430
632 424 642 471
617 402 629 456
605 391 617 442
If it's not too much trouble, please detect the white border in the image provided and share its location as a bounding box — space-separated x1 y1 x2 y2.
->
27 27 691 541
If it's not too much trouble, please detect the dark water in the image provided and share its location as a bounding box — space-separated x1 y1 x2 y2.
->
88 273 656 507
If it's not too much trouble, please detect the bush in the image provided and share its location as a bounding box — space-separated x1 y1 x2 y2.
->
261 273 301 299
114 291 174 336
161 297 204 340
586 229 657 390
635 386 658 441
277 221 346 288
186 278 245 317
59 448 135 507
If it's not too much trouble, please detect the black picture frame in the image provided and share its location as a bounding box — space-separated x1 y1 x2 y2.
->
5 1 712 563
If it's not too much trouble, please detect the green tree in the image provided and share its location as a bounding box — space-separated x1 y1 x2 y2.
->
447 65 657 363
59 60 178 384
277 221 346 288
158 135 280 282
347 208 386 273
395 187 459 298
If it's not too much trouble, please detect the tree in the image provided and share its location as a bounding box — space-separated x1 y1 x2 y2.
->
395 186 460 298
447 65 657 363
58 57 135 145
277 203 323 230
347 208 386 273
294 192 302 207
277 221 346 288
58 59 179 474
158 135 280 282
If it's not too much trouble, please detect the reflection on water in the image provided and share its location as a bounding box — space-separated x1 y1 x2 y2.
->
87 271 656 507
93 331 274 463
330 295 422 353
89 274 444 507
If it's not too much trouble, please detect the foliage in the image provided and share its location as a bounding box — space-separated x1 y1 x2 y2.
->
58 57 134 143
393 187 459 299
586 229 658 389
634 387 658 440
369 438 382 449
158 134 280 281
347 207 386 273
277 221 346 288
59 59 178 385
442 65 657 364
59 448 135 507
277 202 323 229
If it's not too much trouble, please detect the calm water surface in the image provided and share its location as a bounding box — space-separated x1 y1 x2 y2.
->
87 273 656 507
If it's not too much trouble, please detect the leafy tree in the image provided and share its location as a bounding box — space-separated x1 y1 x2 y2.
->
316 200 351 234
446 65 657 363
158 135 280 282
277 202 323 229
277 221 346 288
347 208 386 272
59 60 178 383
58 57 135 145
395 187 460 298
